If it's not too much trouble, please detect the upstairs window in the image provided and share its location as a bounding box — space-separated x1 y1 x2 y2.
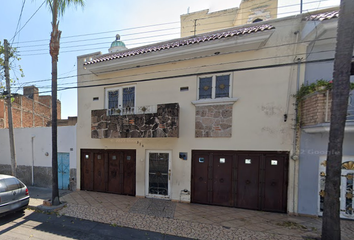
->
198 74 231 100
106 86 135 115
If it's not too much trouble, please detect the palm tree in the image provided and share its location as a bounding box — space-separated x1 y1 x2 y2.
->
321 0 354 239
45 0 85 205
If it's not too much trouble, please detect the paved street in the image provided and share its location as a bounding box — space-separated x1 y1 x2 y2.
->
21 187 354 240
0 209 192 240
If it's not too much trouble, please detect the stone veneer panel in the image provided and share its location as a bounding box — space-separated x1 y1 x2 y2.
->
91 103 179 139
195 104 232 138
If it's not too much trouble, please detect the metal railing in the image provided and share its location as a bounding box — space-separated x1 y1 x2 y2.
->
107 105 157 116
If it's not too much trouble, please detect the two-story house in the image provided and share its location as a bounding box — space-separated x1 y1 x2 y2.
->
75 5 317 213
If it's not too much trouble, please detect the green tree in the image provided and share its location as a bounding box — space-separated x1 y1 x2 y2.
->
44 0 85 206
0 41 24 89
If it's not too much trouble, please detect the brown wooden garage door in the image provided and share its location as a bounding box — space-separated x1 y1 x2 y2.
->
81 149 136 196
191 150 288 213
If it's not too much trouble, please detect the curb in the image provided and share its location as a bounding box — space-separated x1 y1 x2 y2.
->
28 202 67 213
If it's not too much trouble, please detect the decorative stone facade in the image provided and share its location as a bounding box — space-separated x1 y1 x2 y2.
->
300 91 331 127
91 103 179 139
195 104 232 138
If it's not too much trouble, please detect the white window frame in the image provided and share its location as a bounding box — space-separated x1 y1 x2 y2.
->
197 73 233 100
105 85 136 110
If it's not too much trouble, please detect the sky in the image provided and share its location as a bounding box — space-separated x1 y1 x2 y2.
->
0 0 340 119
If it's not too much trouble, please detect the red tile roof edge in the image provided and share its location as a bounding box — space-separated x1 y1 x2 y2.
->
305 10 339 21
84 24 275 66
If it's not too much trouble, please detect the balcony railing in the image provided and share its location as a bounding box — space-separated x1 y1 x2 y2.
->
301 90 354 127
92 103 179 139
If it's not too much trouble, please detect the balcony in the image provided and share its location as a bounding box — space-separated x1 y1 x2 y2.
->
91 103 179 139
301 90 354 133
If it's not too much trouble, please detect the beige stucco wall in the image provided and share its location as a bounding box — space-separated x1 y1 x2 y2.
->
181 0 278 37
76 15 306 213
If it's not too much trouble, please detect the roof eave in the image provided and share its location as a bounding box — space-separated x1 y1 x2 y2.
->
86 30 274 75
301 18 338 45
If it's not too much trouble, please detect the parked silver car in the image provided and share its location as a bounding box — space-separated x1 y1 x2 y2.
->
0 174 30 216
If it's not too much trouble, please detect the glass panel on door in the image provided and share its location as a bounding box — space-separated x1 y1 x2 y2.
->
149 152 169 196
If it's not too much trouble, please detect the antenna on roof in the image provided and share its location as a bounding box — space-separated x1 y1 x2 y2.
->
187 7 190 14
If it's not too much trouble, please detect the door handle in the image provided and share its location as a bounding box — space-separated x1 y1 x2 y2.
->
168 169 171 180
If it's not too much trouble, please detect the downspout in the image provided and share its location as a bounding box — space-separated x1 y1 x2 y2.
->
291 58 302 215
31 136 35 185
289 30 301 215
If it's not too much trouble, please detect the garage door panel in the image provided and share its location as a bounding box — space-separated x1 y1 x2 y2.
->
212 155 233 206
237 155 260 210
108 151 122 194
262 156 287 212
192 153 209 204
94 153 106 192
81 149 136 196
191 151 288 213
123 151 136 196
81 152 93 191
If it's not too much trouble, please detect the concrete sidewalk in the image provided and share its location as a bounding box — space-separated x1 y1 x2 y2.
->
27 186 71 210
27 187 354 240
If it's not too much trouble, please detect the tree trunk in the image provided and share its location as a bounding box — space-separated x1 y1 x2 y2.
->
50 0 61 206
321 0 354 239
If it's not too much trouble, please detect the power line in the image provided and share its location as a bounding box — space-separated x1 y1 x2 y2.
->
13 1 337 49
33 48 337 90
12 21 180 45
10 0 46 42
34 57 338 95
18 17 336 57
12 35 337 88
11 0 26 46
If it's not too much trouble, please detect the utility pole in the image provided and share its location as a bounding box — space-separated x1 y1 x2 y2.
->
4 39 17 177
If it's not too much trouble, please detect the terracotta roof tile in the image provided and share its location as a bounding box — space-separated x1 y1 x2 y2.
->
84 24 275 66
306 10 339 21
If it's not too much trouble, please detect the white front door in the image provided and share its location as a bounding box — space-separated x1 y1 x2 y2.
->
146 150 171 199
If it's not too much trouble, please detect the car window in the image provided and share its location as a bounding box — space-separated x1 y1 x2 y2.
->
0 180 6 192
4 178 21 191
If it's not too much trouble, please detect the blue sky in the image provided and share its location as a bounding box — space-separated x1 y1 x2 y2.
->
0 0 340 119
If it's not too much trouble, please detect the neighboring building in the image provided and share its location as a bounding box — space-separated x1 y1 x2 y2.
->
47 116 78 127
0 85 61 128
0 85 76 189
0 126 77 189
180 0 278 37
297 10 354 220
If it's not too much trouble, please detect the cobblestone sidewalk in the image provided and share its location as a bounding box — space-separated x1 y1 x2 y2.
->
55 191 341 240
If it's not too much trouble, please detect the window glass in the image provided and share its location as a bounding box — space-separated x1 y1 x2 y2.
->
108 90 119 109
4 178 20 191
215 75 230 98
199 77 212 99
0 180 6 192
123 87 135 109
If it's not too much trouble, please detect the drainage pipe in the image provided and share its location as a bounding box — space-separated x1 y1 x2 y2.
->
31 136 35 186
